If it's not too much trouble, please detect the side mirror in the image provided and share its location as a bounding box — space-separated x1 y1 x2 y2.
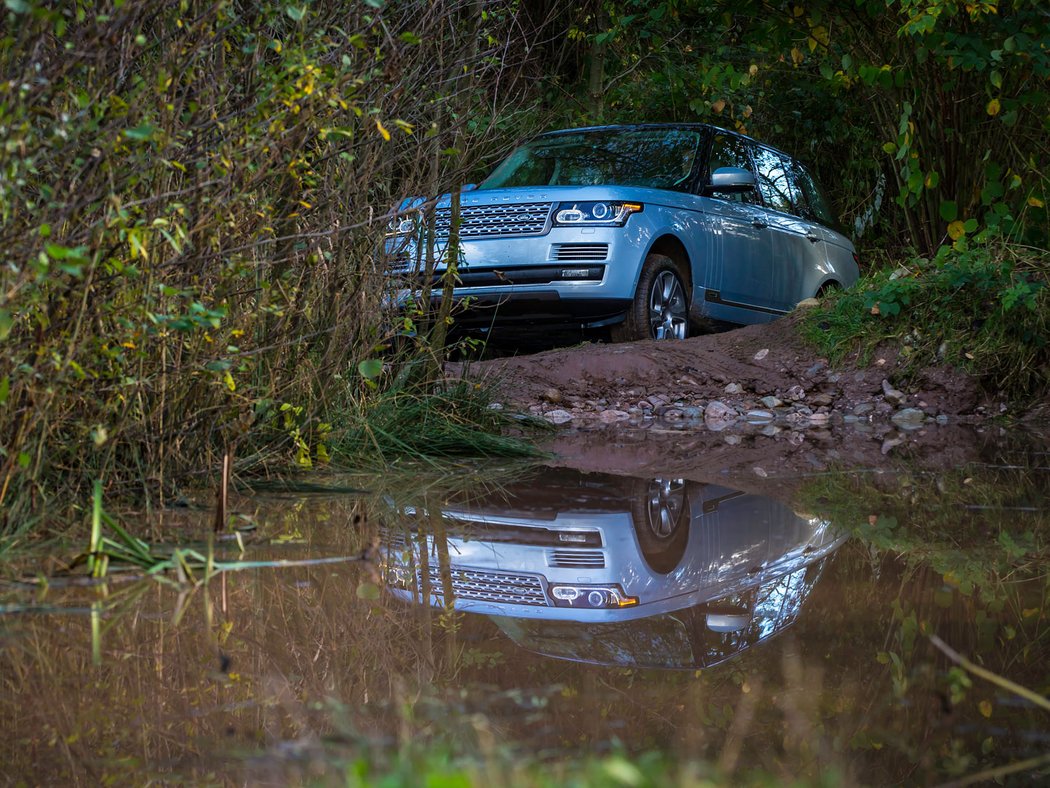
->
708 166 756 194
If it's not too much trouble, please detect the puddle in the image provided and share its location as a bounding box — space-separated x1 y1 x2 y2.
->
1 427 1048 784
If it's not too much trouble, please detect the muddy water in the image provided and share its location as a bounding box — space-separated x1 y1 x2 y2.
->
1 427 1048 785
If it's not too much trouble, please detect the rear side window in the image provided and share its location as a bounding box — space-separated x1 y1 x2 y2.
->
707 133 759 204
792 164 837 227
751 146 797 215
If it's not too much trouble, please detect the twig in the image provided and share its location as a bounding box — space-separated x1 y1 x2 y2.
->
929 634 1050 713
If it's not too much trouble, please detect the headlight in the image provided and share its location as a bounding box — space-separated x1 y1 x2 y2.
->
549 584 638 609
553 201 643 227
385 214 418 238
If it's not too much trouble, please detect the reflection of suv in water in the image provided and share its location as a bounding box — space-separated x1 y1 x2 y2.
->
379 469 846 669
386 124 859 340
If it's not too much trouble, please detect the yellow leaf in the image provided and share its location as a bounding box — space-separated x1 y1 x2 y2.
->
224 371 236 392
978 700 992 718
870 304 880 315
748 64 758 77
947 220 966 240
1028 196 1044 208
986 98 1001 116
791 47 804 66
711 99 726 113
375 118 391 141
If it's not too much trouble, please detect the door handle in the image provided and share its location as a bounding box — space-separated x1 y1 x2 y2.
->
751 220 767 229
805 233 822 243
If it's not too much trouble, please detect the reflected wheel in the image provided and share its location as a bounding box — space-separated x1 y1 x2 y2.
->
630 477 690 574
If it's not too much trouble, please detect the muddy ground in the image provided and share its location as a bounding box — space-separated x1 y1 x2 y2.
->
449 313 1048 502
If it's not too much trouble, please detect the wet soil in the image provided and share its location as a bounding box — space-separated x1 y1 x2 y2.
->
456 313 991 422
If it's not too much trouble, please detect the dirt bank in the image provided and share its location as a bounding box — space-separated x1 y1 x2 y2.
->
456 313 992 429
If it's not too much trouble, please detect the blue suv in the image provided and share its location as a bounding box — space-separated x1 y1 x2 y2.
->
386 124 859 341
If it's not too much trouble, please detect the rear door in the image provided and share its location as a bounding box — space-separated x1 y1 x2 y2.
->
750 145 827 312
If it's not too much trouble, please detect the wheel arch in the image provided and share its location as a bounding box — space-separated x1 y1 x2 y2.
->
645 234 693 292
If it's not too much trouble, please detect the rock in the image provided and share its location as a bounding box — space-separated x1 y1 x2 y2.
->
805 361 827 377
544 409 573 425
753 348 770 361
724 382 744 394
891 407 926 428
787 385 806 402
796 297 821 308
599 409 630 423
723 434 742 446
853 402 874 416
881 379 906 405
543 387 563 404
760 424 781 437
935 414 949 425
807 412 830 425
704 400 737 429
745 409 775 424
646 394 669 409
787 431 805 446
808 393 833 407
760 396 783 409
487 402 504 411
753 466 769 478
881 436 904 454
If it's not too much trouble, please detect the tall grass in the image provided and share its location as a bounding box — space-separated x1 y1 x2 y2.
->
0 1 552 530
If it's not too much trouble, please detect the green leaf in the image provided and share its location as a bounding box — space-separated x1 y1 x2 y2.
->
4 0 30 13
399 31 420 45
0 309 12 341
356 581 380 600
0 376 8 405
123 124 156 141
357 358 383 379
939 201 958 222
284 5 304 21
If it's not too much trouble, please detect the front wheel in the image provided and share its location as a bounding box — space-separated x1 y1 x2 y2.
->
613 254 689 342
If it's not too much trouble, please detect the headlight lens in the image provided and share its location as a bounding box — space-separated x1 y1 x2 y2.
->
385 214 418 238
549 584 638 608
553 201 643 227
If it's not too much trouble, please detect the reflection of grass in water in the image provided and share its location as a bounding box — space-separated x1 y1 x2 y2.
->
796 462 1049 593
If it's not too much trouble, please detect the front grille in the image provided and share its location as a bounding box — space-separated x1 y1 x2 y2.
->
551 243 609 261
434 202 552 238
547 549 606 569
426 567 548 606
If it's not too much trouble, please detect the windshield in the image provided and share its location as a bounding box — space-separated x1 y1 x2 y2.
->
479 128 703 191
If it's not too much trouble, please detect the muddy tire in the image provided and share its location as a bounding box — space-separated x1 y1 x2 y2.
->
612 254 690 342
630 477 690 574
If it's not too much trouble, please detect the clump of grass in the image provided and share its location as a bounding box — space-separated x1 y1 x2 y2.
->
336 377 548 464
802 240 1049 400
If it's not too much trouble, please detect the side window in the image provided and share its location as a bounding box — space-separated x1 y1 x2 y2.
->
706 134 759 204
793 163 837 227
752 146 797 215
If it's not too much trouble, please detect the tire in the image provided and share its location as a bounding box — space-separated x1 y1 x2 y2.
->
612 254 690 341
630 477 690 574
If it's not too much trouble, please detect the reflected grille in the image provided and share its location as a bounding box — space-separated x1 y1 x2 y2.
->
435 202 552 238
551 243 609 261
547 549 606 568
426 567 548 606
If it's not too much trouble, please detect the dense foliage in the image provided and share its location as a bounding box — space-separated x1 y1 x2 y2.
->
1 0 1047 525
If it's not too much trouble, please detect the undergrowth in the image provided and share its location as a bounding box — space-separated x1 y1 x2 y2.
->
336 377 547 464
802 240 1049 400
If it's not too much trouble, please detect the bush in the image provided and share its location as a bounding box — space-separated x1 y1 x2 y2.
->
802 241 1049 400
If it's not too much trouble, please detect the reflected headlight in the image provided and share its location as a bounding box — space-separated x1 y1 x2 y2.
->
384 565 414 590
549 584 638 608
553 201 642 227
385 214 418 238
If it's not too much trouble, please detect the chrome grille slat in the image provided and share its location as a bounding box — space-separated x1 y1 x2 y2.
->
425 567 548 606
551 243 609 261
434 202 552 238
547 549 606 568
